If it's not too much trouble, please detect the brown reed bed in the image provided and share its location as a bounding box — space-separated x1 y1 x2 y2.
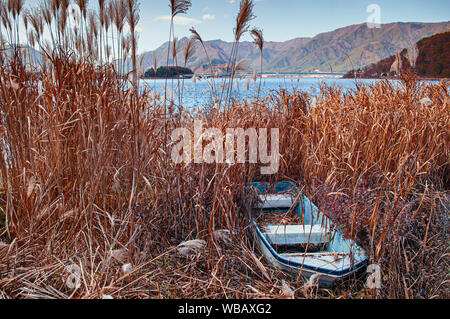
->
1 49 448 298
0 0 449 299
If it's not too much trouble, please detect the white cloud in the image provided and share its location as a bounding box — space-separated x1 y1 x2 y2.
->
154 15 202 26
202 14 216 21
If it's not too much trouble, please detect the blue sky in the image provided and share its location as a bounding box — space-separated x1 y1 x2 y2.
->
24 0 450 53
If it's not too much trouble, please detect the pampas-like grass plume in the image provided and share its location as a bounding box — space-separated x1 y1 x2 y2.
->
170 0 192 18
251 28 263 52
234 0 255 41
183 37 195 66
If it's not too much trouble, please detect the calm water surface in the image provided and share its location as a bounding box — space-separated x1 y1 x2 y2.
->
141 77 381 109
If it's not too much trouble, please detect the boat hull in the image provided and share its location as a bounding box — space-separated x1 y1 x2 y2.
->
250 182 368 288
252 225 366 288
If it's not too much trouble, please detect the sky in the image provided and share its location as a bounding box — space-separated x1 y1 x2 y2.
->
24 0 450 53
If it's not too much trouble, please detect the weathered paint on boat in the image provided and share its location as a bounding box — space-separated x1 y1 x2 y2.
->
251 182 368 288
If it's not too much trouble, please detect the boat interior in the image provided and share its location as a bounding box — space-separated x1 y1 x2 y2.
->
251 182 367 273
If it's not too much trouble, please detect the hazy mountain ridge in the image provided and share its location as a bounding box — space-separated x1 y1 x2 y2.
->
138 21 450 74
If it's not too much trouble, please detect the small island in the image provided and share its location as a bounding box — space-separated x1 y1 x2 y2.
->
141 66 194 79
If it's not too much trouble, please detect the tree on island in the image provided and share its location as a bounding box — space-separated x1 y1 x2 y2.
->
142 66 194 78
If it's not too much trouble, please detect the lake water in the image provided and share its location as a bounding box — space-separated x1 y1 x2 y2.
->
141 77 381 109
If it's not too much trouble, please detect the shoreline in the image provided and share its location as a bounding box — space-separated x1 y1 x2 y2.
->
260 73 344 79
343 76 449 81
141 73 346 80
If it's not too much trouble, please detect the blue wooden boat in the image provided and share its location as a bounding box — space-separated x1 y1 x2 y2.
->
250 182 368 288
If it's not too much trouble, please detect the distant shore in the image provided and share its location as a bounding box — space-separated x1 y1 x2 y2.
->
260 73 345 79
342 76 448 81
141 73 346 80
139 74 448 81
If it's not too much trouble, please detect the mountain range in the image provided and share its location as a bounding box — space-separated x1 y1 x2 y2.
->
138 21 450 74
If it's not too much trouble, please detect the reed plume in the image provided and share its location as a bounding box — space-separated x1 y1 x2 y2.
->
7 0 24 45
165 0 192 76
181 37 195 103
89 11 99 39
251 28 263 52
104 6 111 61
108 0 116 62
111 0 127 73
251 27 264 98
171 36 183 107
189 27 214 75
171 37 178 61
88 10 99 62
183 37 195 66
26 8 44 49
10 0 24 20
170 0 191 18
76 0 89 17
58 0 70 50
407 43 419 69
126 0 140 88
153 54 157 72
97 0 105 63
234 0 254 42
222 0 255 109
51 0 60 13
1 4 12 45
0 1 4 45
189 27 202 45
146 54 156 80
27 29 35 48
391 49 402 75
163 0 192 154
74 1 88 58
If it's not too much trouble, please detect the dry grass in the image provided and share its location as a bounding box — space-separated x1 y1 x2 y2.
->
1 52 447 298
0 0 449 299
